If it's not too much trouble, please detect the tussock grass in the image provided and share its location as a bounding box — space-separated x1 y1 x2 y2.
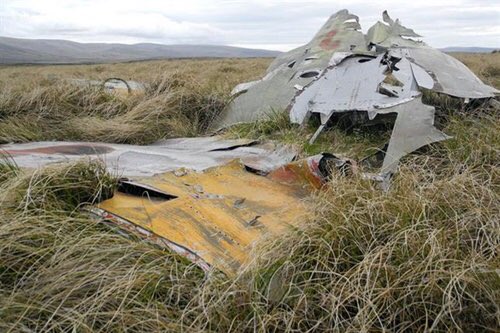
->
226 109 391 159
0 78 227 144
183 109 499 332
0 54 498 332
0 160 116 213
0 58 269 144
0 154 19 184
0 161 204 332
0 213 205 332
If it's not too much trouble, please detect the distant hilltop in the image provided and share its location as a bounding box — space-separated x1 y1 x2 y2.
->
0 36 281 65
439 46 499 53
1 36 497 65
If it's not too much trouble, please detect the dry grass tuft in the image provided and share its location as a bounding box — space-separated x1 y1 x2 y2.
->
0 161 204 332
0 160 116 213
0 79 227 144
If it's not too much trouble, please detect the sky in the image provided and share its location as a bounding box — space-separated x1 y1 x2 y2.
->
0 0 498 51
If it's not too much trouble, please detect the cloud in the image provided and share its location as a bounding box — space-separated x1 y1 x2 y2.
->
1 2 226 43
0 0 498 50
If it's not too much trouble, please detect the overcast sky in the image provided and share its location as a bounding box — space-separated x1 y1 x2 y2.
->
0 0 498 51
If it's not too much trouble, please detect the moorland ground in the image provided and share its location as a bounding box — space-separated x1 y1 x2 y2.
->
0 53 499 332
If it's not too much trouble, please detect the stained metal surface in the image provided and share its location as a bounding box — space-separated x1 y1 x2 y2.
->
1 137 296 177
98 157 332 274
212 9 369 130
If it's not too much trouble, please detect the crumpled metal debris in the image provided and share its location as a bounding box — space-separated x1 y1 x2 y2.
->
213 9 498 183
1 136 296 177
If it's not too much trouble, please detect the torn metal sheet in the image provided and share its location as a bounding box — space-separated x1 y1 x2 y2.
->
212 9 369 130
219 9 498 180
290 54 421 125
97 154 347 274
366 10 423 48
364 11 497 98
374 97 451 174
1 136 296 177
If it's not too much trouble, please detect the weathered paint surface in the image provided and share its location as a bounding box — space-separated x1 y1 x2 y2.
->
98 158 328 274
1 137 296 177
212 9 369 130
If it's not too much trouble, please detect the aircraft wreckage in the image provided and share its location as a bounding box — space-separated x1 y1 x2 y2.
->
2 137 348 274
1 10 498 274
213 9 497 177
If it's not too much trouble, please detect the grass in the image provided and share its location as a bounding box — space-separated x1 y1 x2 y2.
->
0 53 499 332
0 76 226 144
185 110 499 332
0 161 204 332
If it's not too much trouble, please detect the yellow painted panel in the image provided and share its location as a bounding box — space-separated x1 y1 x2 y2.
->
99 160 313 274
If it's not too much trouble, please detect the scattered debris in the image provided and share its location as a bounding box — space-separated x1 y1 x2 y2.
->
193 184 204 194
233 198 246 209
1 136 296 177
214 9 498 184
246 216 261 227
69 77 145 95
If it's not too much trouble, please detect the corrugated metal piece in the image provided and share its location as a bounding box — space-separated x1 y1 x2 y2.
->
1 137 296 177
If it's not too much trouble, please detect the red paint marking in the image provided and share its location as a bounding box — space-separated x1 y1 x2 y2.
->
267 165 300 183
310 159 320 171
319 29 339 50
326 30 337 38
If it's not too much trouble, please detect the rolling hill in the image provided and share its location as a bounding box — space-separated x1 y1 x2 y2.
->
0 36 281 64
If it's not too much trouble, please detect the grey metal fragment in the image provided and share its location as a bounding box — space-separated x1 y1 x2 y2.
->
225 8 498 130
290 54 420 125
1 136 297 178
366 10 422 48
150 136 256 150
374 97 451 174
409 62 435 90
211 9 369 130
390 47 499 98
69 78 145 94
218 9 498 181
